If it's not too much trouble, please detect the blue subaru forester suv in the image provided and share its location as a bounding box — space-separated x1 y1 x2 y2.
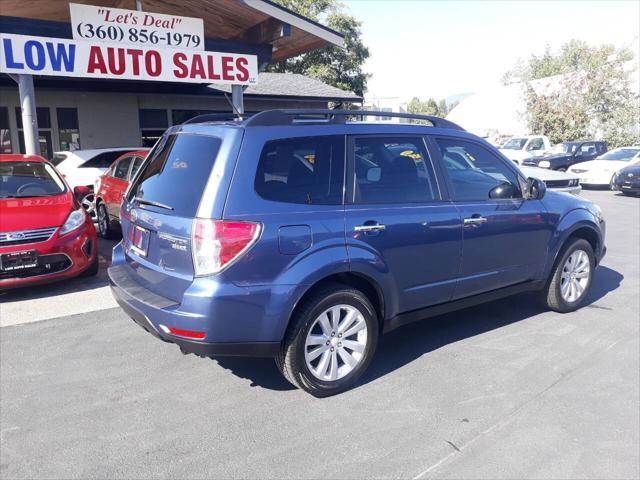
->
109 109 606 396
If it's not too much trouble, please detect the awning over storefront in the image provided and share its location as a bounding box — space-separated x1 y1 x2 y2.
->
0 0 344 61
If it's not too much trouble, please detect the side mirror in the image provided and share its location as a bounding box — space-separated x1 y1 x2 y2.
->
526 177 546 200
73 185 91 201
488 182 517 199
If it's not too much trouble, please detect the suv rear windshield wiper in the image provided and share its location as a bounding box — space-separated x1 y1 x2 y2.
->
133 197 174 211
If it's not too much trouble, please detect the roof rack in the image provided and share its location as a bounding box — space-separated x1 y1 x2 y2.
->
182 113 251 124
243 109 465 131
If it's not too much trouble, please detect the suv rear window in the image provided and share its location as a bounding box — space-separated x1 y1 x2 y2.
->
128 134 221 217
255 136 344 205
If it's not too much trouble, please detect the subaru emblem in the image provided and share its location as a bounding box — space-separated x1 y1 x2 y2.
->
8 232 26 240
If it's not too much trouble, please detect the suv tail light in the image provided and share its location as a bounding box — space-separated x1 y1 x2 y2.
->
192 219 261 276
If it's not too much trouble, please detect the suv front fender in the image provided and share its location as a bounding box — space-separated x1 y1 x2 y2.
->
543 207 604 279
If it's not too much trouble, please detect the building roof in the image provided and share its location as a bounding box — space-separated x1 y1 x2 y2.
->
0 0 344 62
0 72 362 103
208 73 361 101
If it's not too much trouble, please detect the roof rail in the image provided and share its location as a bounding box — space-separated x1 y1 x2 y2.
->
182 113 252 124
244 109 465 131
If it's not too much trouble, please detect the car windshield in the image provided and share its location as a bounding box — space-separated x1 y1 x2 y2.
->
551 143 578 154
0 162 66 198
501 138 527 150
597 148 640 161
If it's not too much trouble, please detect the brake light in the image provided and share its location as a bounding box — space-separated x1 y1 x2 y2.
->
159 325 206 340
192 219 261 276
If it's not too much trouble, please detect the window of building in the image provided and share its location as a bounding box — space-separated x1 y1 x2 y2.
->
56 108 80 151
171 109 216 126
15 107 53 159
139 109 168 148
353 137 438 204
255 136 345 205
436 137 522 201
0 107 11 153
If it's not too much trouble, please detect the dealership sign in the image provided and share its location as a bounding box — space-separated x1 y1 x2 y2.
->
0 33 258 84
69 3 205 50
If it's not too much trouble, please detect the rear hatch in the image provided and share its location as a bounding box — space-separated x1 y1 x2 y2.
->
121 127 239 302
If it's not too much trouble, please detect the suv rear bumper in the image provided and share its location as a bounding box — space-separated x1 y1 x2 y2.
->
108 263 280 357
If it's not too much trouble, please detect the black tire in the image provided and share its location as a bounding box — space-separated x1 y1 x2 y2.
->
276 283 379 397
622 191 638 197
80 252 99 277
97 203 117 239
544 238 595 313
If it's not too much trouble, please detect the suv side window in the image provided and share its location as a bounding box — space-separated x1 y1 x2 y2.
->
352 137 438 204
255 136 344 205
436 137 522 201
113 156 133 180
83 151 124 169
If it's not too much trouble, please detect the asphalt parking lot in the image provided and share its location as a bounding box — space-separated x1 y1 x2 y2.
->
1 190 638 479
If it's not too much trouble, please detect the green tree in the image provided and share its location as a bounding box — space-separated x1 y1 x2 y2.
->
269 0 370 99
406 96 447 121
505 40 640 147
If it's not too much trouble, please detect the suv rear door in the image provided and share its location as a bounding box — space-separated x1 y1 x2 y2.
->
345 135 462 313
121 132 227 302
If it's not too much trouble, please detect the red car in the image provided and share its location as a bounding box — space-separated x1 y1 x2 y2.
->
94 150 149 238
0 154 98 289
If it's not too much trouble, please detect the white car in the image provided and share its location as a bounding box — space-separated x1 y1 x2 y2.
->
568 147 640 188
520 165 581 195
499 135 552 164
53 148 141 219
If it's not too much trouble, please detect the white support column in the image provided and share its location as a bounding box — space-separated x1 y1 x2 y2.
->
231 84 245 115
17 74 40 156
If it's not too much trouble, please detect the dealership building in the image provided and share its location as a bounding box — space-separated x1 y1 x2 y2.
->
0 0 361 158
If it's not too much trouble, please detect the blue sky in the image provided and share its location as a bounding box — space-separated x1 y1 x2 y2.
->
343 0 640 101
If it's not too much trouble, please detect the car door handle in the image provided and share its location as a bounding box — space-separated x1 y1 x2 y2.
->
463 216 487 225
354 224 386 232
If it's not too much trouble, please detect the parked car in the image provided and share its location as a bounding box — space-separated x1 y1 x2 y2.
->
519 166 581 195
499 135 551 164
108 110 606 397
445 144 581 195
0 154 98 289
54 148 143 220
523 140 607 171
94 150 149 238
612 159 640 195
567 147 640 189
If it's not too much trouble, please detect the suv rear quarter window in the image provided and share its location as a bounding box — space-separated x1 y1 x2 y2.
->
254 136 345 205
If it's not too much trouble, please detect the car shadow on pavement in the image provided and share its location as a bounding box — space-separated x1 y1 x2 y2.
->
214 265 623 393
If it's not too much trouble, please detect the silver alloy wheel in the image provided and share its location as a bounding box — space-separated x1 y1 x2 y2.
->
560 249 591 303
98 204 108 236
304 304 368 381
81 193 97 221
